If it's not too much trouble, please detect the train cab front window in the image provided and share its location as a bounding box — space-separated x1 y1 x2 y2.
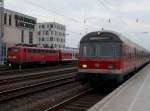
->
80 42 121 58
9 48 19 53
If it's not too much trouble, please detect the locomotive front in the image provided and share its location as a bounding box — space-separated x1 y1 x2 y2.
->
78 31 123 84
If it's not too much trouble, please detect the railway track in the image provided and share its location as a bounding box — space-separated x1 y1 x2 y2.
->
0 67 77 86
0 74 118 111
0 72 76 102
0 64 118 111
44 81 118 111
0 65 9 71
0 64 76 75
44 89 105 111
0 82 89 111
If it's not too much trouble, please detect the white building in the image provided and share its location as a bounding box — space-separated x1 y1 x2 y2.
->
36 22 66 49
3 9 37 47
0 8 37 64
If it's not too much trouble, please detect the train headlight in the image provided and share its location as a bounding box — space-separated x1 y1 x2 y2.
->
8 56 12 59
13 56 16 59
108 64 113 69
82 64 87 68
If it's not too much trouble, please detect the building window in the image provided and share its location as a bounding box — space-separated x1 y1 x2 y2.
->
43 31 45 35
46 30 49 35
50 37 53 41
4 13 7 25
47 24 49 28
55 31 57 35
39 25 41 28
59 32 61 36
21 30 24 43
50 24 53 28
29 32 33 44
38 31 41 35
51 31 53 35
57 38 59 42
54 44 57 48
9 15 12 26
42 38 45 41
15 15 36 29
42 24 45 28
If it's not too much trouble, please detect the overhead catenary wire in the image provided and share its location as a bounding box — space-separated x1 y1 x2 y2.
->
97 0 129 27
6 0 87 36
24 0 97 30
25 0 81 23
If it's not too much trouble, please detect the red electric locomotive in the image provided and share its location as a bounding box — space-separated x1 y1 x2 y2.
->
77 31 150 84
7 45 78 67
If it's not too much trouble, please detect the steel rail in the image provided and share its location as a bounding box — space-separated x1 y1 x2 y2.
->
0 73 76 102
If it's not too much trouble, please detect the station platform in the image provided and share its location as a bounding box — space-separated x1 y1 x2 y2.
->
89 63 150 111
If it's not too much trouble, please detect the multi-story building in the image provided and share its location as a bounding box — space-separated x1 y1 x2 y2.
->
36 22 66 49
4 9 37 47
0 8 37 64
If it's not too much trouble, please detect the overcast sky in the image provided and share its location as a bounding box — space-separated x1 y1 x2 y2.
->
4 0 150 49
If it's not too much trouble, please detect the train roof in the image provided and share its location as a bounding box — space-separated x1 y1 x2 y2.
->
9 45 79 53
9 45 59 50
80 30 149 53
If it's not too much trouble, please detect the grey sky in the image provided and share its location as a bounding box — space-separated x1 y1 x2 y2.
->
4 0 150 49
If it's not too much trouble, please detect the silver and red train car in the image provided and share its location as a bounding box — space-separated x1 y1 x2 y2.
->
77 31 150 84
7 45 78 67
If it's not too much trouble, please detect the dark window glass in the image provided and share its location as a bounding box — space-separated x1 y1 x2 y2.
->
29 32 33 44
33 49 36 53
4 13 7 25
27 49 32 53
38 31 41 35
42 24 45 28
50 37 53 41
11 48 19 52
9 15 12 26
46 30 49 35
80 42 122 58
21 30 24 43
42 38 45 41
50 24 53 28
48 50 51 53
